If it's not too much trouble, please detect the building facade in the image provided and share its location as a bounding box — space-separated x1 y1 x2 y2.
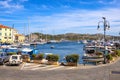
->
15 34 25 43
0 24 25 44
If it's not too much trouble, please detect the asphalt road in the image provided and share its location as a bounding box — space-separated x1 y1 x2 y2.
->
0 60 120 80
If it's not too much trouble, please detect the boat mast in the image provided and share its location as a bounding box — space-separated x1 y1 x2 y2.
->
28 18 31 42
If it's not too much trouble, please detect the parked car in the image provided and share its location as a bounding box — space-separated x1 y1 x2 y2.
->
5 55 22 65
0 49 7 65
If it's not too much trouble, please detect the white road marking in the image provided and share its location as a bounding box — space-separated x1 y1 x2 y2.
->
66 67 77 69
24 64 42 69
47 66 64 70
31 65 55 70
20 62 26 70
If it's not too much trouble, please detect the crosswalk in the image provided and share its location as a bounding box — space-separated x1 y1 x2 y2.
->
21 63 78 71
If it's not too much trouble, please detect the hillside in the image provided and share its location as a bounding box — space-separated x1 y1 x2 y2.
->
26 32 119 41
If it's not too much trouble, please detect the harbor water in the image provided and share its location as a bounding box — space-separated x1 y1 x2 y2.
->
31 41 85 64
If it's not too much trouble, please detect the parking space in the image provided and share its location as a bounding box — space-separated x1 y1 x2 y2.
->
20 63 79 71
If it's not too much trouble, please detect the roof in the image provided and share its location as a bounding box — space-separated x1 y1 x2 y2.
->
0 24 11 29
15 34 24 36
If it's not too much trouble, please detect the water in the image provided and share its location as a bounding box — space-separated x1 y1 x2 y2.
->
31 41 85 64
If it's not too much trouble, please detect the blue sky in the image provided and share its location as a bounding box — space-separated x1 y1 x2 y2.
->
0 0 120 35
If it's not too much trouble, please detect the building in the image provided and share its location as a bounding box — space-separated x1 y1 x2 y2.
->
0 24 25 44
14 34 25 43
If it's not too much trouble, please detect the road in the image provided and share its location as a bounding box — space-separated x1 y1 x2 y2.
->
0 60 120 80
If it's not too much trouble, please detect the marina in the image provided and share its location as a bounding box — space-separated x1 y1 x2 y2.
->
0 0 120 80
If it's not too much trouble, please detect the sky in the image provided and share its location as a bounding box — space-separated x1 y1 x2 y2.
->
0 0 120 36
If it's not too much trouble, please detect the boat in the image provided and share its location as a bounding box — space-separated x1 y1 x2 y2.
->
50 45 55 49
36 41 46 45
4 47 18 53
30 42 37 45
22 43 30 46
21 48 39 57
81 40 88 44
47 40 59 44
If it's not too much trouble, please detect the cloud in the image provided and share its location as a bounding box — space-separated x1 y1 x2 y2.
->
0 0 23 9
0 0 25 13
0 0 120 35
26 7 120 35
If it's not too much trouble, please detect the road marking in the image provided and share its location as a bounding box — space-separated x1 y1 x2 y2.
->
47 66 64 70
31 65 55 70
20 62 26 70
66 67 77 70
24 64 42 69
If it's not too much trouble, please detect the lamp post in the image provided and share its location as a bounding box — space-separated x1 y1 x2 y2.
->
97 17 110 64
118 32 120 43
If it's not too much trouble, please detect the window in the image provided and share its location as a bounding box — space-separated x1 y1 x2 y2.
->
0 28 1 30
0 33 1 35
9 33 11 36
9 37 11 39
12 56 18 59
4 37 7 39
5 28 7 31
5 33 7 36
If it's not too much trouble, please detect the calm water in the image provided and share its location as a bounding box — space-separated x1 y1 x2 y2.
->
31 41 85 63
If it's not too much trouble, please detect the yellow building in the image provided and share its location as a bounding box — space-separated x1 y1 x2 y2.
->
0 24 25 44
15 34 25 43
0 24 13 43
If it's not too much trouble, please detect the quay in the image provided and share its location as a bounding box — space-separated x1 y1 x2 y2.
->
0 58 120 80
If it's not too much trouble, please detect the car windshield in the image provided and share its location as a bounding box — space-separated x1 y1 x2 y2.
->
12 56 18 59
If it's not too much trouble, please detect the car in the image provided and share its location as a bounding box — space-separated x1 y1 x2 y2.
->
0 52 7 65
5 55 22 65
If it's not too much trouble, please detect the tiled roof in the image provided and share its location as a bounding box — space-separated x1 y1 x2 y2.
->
0 24 11 29
15 34 24 36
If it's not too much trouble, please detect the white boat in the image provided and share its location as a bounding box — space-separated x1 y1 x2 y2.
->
47 40 59 44
21 48 39 56
0 45 10 48
44 53 53 55
22 43 30 46
36 41 46 45
82 40 88 44
21 48 33 52
50 45 55 49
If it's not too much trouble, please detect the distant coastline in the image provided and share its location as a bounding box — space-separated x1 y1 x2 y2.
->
26 32 120 41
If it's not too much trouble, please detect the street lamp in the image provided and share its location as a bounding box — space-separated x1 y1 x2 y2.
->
97 17 110 64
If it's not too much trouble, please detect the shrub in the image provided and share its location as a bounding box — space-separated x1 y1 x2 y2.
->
46 54 59 62
65 54 79 63
111 53 117 57
106 54 113 61
32 54 37 60
22 55 30 59
36 54 44 60
114 50 120 56
7 52 16 55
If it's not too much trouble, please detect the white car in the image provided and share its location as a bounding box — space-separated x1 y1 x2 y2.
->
6 55 22 65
